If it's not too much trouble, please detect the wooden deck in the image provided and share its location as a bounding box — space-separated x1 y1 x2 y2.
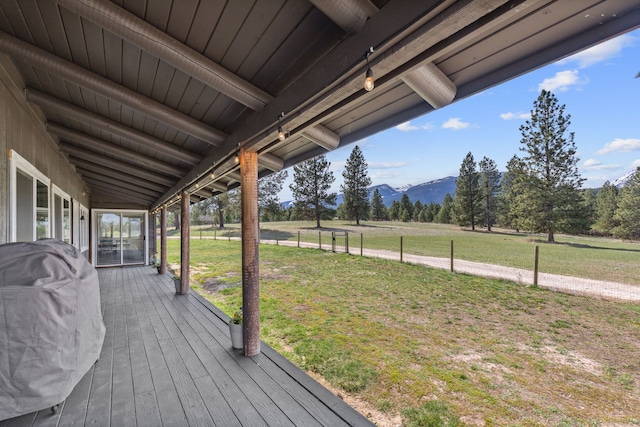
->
2 266 373 426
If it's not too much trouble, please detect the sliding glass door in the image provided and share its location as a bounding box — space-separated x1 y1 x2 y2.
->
95 210 147 266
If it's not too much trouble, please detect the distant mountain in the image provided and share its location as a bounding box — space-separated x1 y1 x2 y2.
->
283 176 458 208
612 169 637 188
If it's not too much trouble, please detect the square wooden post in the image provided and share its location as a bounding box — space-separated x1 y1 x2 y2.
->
160 206 167 274
240 147 260 356
180 190 190 294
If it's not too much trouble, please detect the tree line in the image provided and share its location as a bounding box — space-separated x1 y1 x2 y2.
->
183 90 640 241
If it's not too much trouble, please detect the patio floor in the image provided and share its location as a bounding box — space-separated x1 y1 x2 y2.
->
1 266 373 426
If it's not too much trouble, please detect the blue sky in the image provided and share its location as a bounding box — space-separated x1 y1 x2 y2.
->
279 28 640 200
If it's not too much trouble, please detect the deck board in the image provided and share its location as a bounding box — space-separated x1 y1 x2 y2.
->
1 266 374 426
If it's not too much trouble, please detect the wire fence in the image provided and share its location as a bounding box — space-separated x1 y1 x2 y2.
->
163 225 640 300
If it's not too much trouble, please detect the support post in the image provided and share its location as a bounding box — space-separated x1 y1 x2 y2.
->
360 233 363 257
450 240 454 272
241 148 260 357
160 206 167 274
180 191 190 294
297 231 300 248
400 236 403 262
533 245 539 286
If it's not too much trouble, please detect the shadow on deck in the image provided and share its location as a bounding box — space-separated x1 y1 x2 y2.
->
2 266 373 426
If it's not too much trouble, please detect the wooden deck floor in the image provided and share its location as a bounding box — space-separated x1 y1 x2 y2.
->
2 266 373 426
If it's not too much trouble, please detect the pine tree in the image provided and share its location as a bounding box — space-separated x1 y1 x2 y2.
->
592 181 618 234
259 170 288 222
400 194 414 220
517 90 587 242
497 155 526 231
453 152 482 230
388 200 401 221
290 154 337 228
478 156 501 231
370 188 388 221
436 194 454 224
341 146 372 225
612 168 640 240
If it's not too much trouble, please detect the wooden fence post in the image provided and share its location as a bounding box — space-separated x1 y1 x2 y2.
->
297 231 300 248
360 233 363 257
534 245 539 286
400 236 403 263
450 240 454 272
319 231 321 249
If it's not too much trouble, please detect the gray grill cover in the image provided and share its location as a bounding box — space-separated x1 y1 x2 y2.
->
0 239 105 420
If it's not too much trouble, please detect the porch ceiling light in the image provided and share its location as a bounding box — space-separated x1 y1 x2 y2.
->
364 46 374 92
277 111 287 141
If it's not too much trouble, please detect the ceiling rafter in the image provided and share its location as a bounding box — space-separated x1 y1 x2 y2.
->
52 0 273 111
47 123 186 178
0 31 226 144
25 89 202 165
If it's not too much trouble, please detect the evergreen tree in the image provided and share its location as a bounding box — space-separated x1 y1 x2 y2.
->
453 152 482 230
582 188 598 227
388 200 401 221
593 181 618 234
497 155 526 231
413 201 424 221
341 146 372 225
612 168 640 240
516 90 588 242
370 188 388 221
258 170 288 222
478 156 501 231
436 194 454 223
290 154 337 228
400 194 414 220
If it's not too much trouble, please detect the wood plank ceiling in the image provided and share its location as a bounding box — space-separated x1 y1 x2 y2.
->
0 0 638 211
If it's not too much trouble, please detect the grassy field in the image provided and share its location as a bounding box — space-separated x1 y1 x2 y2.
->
179 221 640 285
165 238 640 426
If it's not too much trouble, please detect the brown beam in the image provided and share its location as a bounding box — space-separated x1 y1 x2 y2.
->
160 207 167 275
179 190 190 295
240 147 260 356
86 181 157 204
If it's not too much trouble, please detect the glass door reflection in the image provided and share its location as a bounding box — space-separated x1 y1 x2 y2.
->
122 213 145 265
97 213 121 266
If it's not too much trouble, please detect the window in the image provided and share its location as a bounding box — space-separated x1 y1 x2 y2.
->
10 150 51 242
52 185 71 243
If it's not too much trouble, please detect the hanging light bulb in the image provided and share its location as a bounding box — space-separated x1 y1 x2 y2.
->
364 46 375 91
234 153 240 163
276 111 287 140
364 68 374 91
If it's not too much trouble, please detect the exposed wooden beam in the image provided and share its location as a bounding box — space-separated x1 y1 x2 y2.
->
26 89 202 165
87 181 157 203
65 152 175 187
70 158 173 189
49 123 186 178
79 171 163 198
69 155 173 189
53 0 273 111
0 31 226 144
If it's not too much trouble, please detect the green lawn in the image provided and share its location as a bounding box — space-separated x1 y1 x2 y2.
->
180 221 640 285
165 238 640 426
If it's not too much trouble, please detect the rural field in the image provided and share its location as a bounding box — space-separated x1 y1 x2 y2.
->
180 221 640 285
164 222 640 426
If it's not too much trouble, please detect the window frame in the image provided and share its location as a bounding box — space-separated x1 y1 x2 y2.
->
9 150 51 242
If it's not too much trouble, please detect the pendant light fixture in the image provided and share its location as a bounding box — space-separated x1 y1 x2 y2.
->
277 111 287 141
364 46 374 91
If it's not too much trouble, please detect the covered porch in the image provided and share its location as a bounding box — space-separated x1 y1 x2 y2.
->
1 266 372 427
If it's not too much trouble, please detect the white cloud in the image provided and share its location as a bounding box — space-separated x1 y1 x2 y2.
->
395 121 434 132
597 138 640 155
396 121 419 131
582 159 621 171
558 34 635 68
631 159 640 168
369 161 408 169
537 70 587 92
500 111 531 120
442 117 470 130
371 171 403 180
